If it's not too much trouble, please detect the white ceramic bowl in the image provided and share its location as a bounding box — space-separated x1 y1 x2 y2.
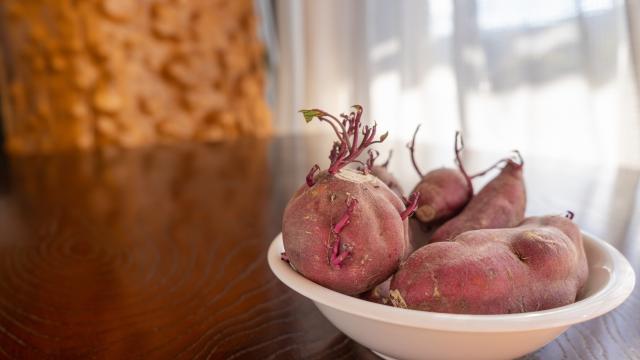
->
268 232 635 360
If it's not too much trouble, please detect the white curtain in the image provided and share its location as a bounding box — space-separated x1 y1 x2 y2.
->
264 0 640 167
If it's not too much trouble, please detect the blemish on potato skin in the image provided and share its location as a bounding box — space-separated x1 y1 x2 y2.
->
487 268 497 279
429 271 441 298
389 289 408 309
524 231 543 241
512 249 528 262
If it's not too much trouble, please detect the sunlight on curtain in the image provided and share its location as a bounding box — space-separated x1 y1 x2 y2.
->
268 0 640 167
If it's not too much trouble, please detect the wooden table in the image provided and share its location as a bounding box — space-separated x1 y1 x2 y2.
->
0 136 637 359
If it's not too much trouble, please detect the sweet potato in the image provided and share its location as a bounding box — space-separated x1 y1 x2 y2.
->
412 167 470 225
389 213 588 314
361 277 392 305
409 128 479 227
282 106 419 295
407 217 435 254
429 153 526 243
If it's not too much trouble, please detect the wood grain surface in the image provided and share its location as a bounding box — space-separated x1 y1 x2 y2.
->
0 136 637 359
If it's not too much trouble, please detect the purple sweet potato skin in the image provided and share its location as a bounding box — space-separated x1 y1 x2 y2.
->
430 160 525 243
282 168 411 295
412 168 471 226
389 215 588 314
361 277 392 305
408 217 434 253
370 165 404 199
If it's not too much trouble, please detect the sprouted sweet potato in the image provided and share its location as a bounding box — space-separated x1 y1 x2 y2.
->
429 151 526 243
408 127 475 227
389 213 588 314
282 106 419 295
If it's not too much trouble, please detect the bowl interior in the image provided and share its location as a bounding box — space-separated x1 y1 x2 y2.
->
268 231 635 332
576 234 614 300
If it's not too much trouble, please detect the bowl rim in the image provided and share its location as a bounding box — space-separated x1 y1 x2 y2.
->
268 231 635 332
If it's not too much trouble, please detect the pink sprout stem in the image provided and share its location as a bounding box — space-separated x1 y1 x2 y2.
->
400 192 420 220
330 240 351 269
331 238 340 262
469 159 509 179
322 106 388 174
306 164 320 187
512 149 524 166
322 112 352 149
454 131 474 198
381 150 393 168
350 109 360 155
330 198 358 268
333 198 358 234
469 150 524 179
361 149 379 174
407 125 423 177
